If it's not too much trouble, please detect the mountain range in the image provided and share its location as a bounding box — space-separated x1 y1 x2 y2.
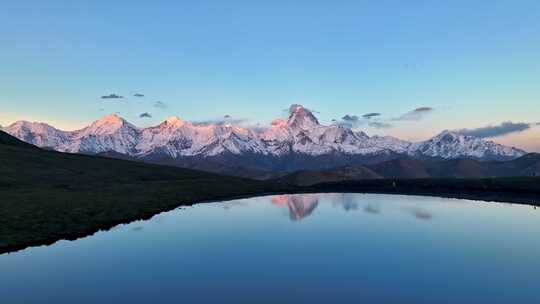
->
2 104 527 177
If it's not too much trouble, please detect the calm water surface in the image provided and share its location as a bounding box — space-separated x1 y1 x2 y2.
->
1 193 540 303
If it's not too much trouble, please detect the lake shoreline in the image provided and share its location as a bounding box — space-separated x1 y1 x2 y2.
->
3 135 540 256
0 188 294 256
2 182 540 255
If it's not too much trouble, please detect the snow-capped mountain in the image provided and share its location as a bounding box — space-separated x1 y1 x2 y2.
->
70 114 140 154
408 130 526 161
3 121 71 149
368 135 411 154
2 105 526 174
4 115 141 154
137 116 266 157
261 105 383 156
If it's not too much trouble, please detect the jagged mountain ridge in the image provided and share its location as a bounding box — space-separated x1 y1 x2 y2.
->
2 105 526 174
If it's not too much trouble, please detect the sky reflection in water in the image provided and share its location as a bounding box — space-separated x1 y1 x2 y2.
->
1 193 539 304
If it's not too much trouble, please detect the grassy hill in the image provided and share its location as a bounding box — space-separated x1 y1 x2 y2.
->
0 130 38 148
278 165 381 186
0 131 293 254
308 177 540 204
279 154 540 186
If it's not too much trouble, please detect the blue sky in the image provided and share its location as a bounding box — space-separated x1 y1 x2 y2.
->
1 1 539 150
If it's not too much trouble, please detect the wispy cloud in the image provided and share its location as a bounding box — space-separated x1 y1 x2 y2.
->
393 107 434 121
101 93 123 99
133 93 144 97
362 113 381 119
368 121 393 129
335 114 361 128
342 114 360 122
455 121 533 138
139 112 152 118
334 113 393 129
335 107 433 129
194 115 248 126
153 101 167 109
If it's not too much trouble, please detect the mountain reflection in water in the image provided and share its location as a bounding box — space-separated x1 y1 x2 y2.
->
271 194 319 220
266 193 433 221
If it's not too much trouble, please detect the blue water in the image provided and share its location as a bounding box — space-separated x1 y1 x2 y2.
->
1 193 540 303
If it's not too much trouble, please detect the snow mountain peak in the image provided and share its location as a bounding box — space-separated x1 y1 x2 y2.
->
409 130 526 160
164 116 184 127
287 104 319 130
96 114 124 125
83 114 136 136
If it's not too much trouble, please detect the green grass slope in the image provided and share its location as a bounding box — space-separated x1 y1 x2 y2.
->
278 165 381 186
0 130 38 149
308 177 540 205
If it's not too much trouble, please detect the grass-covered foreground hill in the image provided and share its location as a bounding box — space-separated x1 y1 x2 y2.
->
0 131 292 254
